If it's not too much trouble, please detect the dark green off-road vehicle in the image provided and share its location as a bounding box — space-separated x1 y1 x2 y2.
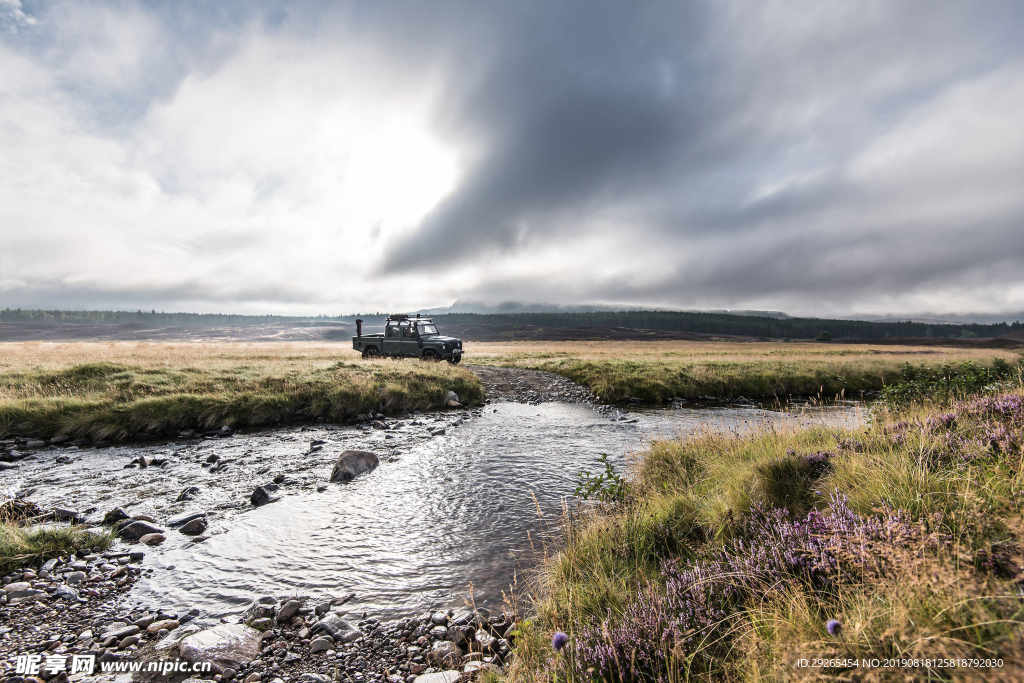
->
352 315 463 364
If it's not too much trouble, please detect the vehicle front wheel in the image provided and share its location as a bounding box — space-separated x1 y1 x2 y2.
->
446 355 461 365
422 350 439 362
362 346 381 359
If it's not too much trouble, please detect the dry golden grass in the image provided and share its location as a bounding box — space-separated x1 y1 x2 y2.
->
465 339 1015 365
464 340 1021 402
0 341 482 440
0 340 360 374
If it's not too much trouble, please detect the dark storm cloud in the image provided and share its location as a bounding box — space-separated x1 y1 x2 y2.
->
377 1 717 268
371 0 1024 314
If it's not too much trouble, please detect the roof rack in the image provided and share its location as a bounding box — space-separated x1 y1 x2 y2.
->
386 314 434 322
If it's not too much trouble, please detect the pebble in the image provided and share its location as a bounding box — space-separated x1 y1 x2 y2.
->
119 634 141 649
54 585 79 600
147 618 179 633
103 624 141 640
309 636 334 653
65 571 87 585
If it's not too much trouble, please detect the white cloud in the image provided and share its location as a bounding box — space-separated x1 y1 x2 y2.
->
0 0 36 32
0 17 465 313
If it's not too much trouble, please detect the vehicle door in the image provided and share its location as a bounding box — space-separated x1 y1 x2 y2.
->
383 322 403 355
400 322 420 356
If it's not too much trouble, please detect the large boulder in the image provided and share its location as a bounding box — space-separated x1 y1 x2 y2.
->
250 486 274 506
118 520 165 542
310 613 363 643
414 673 460 683
176 486 200 502
168 511 206 527
103 508 130 525
474 629 498 653
277 599 302 622
178 624 262 673
329 450 379 483
154 623 202 653
179 517 208 535
243 596 278 624
429 641 462 668
448 625 473 648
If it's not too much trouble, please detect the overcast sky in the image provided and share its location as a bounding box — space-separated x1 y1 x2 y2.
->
2 1 1023 318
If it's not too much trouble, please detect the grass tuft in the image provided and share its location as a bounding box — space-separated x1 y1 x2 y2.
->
0 522 112 572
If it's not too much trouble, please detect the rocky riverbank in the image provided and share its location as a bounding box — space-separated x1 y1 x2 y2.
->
1 547 514 683
0 382 529 683
467 366 595 404
1 547 149 679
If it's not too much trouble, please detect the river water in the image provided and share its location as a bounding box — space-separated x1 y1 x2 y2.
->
5 400 863 620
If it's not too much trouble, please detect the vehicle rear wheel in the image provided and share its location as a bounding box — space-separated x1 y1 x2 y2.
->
362 346 381 359
446 355 461 365
422 350 439 362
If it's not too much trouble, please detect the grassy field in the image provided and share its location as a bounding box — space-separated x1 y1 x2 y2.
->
0 342 483 441
2 340 1018 439
510 384 1024 681
466 340 1023 402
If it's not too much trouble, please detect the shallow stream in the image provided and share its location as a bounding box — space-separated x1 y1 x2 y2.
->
5 400 863 620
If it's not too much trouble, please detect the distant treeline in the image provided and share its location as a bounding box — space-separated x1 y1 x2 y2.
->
2 308 1021 339
426 311 1023 339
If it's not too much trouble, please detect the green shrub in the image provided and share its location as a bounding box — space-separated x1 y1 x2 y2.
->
880 359 1022 406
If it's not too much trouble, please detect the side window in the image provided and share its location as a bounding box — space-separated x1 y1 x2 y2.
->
387 325 399 338
403 324 415 339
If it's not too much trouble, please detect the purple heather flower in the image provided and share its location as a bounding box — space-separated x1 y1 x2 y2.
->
826 619 842 636
552 631 569 651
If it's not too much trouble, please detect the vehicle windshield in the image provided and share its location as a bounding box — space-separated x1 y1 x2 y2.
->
418 324 438 336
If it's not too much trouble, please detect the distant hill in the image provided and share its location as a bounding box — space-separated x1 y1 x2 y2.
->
2 307 1021 341
418 300 792 318
410 310 1021 340
856 313 1024 325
